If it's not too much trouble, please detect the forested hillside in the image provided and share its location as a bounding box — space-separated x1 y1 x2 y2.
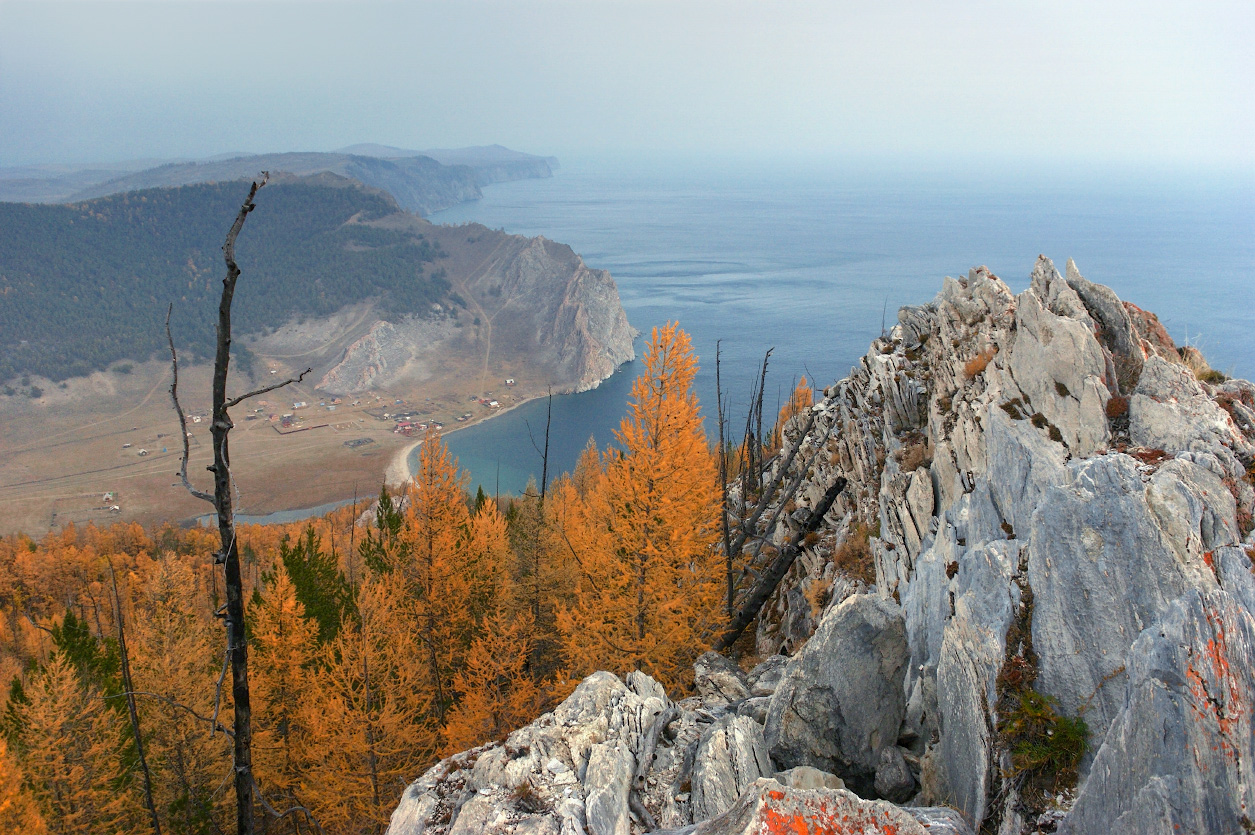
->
0 326 758 834
0 176 447 384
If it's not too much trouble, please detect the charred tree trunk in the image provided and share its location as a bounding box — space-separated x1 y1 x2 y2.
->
715 476 846 651
169 175 310 835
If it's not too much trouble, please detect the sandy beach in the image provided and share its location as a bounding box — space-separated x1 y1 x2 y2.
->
383 393 546 488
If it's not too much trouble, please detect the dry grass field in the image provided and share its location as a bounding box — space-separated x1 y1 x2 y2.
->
0 331 548 538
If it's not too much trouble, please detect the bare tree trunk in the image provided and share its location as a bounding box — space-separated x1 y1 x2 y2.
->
715 476 846 651
716 341 734 619
541 387 552 500
109 561 162 835
169 175 309 835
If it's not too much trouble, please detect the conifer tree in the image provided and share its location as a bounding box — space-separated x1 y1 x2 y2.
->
128 557 232 835
300 574 431 835
0 736 48 835
440 610 541 755
16 654 138 833
249 562 319 820
397 434 476 721
556 323 722 691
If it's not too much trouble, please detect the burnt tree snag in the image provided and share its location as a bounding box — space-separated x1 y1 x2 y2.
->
167 174 310 835
715 475 846 651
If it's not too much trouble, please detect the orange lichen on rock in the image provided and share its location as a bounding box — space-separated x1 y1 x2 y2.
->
746 784 922 835
1184 611 1248 765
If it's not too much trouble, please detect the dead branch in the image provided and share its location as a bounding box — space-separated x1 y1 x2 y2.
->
168 304 214 504
108 561 162 835
727 406 819 557
630 704 678 831
223 367 312 410
715 475 847 651
104 690 234 738
252 778 327 835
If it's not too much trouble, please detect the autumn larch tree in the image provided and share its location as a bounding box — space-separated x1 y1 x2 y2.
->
556 323 723 691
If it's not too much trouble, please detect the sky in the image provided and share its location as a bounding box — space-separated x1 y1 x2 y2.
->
0 0 1251 171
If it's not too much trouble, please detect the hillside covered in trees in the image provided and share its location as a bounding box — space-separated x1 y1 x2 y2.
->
0 175 448 384
0 325 764 834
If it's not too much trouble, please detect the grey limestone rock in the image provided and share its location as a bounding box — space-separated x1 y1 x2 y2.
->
1028 453 1224 741
1005 276 1110 457
764 593 909 791
734 696 770 725
1059 590 1255 835
873 745 916 802
689 715 772 820
584 742 634 835
693 651 750 704
1063 257 1144 394
671 778 971 835
773 765 846 791
1130 355 1248 454
745 654 789 697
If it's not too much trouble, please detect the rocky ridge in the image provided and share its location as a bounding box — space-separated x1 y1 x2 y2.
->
385 257 1255 835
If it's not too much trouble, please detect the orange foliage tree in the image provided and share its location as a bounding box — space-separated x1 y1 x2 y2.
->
249 561 320 819
0 736 48 834
440 609 542 755
556 323 723 690
300 573 432 835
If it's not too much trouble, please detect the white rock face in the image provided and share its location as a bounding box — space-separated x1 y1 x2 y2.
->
386 258 1255 835
739 256 1255 832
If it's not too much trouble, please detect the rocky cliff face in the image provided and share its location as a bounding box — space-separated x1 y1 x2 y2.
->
308 227 635 397
449 232 637 394
384 257 1255 835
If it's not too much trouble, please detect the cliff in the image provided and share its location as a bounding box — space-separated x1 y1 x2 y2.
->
311 225 635 397
384 257 1255 835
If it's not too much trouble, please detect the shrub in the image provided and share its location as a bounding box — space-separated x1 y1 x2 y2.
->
1002 689 1088 788
963 346 998 379
1199 368 1228 384
1105 395 1129 420
833 523 875 584
895 433 931 473
1054 381 1071 398
1000 399 1026 420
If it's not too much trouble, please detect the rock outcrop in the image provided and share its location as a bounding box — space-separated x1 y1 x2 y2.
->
739 256 1255 832
385 257 1255 835
314 230 636 396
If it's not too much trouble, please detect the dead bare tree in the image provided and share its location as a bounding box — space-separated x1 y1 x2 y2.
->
715 475 846 651
107 560 161 835
167 174 310 835
715 348 846 652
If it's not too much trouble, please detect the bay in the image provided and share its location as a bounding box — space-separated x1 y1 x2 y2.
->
422 155 1254 498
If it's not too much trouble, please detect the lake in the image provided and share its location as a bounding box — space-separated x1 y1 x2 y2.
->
418 155 1254 497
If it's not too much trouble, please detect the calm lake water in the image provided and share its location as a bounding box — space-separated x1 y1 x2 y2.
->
414 155 1253 498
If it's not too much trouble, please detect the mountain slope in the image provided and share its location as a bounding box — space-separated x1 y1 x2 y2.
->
383 257 1255 835
0 174 446 382
64 152 481 215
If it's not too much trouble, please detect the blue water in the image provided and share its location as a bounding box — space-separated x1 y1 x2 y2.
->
422 156 1255 497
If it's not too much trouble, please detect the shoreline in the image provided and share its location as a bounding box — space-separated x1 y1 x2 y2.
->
384 392 547 487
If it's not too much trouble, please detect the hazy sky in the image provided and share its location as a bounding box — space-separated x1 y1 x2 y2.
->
1 0 1251 169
